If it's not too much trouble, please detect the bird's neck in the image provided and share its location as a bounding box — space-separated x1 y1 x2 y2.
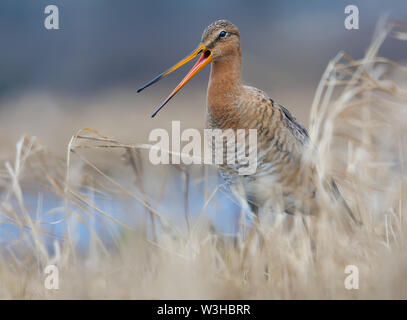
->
207 53 243 128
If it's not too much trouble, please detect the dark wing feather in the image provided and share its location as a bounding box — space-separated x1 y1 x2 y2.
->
277 103 309 143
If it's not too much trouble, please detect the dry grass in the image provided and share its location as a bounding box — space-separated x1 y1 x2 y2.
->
1 19 407 299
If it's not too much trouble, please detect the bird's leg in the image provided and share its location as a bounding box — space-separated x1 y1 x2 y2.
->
231 185 249 241
229 183 259 243
231 187 265 275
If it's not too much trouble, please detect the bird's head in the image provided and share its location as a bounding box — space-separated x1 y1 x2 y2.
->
137 20 240 118
201 20 241 62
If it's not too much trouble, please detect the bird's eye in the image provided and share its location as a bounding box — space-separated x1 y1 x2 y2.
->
219 30 227 39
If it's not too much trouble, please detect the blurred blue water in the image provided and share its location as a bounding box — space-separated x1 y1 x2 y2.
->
0 175 242 254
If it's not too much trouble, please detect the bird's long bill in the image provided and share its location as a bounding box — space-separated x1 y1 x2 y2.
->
137 43 213 118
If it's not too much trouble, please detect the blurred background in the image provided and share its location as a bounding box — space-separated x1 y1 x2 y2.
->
1 1 407 298
0 0 406 158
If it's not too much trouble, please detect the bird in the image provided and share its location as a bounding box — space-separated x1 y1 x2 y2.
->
137 19 356 220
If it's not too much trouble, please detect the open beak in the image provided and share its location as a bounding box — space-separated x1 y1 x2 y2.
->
137 43 213 118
